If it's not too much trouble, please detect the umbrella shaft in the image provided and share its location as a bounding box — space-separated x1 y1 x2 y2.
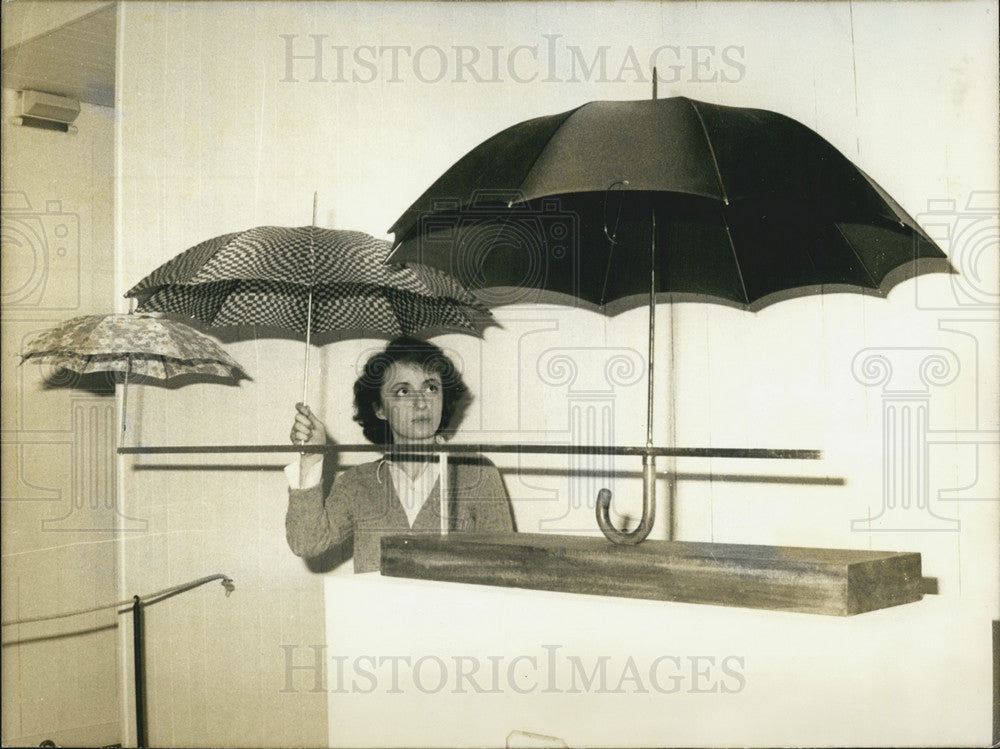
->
122 355 131 441
301 289 313 405
439 452 449 535
646 209 656 448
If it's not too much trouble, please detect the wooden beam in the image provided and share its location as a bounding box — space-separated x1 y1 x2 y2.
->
380 533 923 617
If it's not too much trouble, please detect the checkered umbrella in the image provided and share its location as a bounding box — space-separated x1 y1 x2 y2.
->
125 227 488 332
20 313 249 437
124 225 491 404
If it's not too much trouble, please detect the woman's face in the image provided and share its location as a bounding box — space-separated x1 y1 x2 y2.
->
374 361 444 444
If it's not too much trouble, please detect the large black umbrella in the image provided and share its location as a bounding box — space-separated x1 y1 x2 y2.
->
387 95 954 545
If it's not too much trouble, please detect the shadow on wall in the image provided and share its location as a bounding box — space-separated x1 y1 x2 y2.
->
1 622 119 648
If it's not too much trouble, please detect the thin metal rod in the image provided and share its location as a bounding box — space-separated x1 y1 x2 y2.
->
132 595 147 749
122 302 135 442
117 443 821 459
439 452 449 535
299 193 318 487
301 191 317 407
301 289 313 405
647 209 656 447
2 573 234 627
121 354 131 442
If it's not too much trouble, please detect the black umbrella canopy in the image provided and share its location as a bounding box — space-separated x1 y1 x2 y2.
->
388 96 953 308
386 95 955 546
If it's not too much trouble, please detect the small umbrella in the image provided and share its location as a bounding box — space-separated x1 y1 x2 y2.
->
20 313 249 438
387 94 955 545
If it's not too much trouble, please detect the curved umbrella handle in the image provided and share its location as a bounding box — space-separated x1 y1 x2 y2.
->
596 454 657 545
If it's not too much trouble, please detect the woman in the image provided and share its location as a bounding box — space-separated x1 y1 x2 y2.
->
285 337 516 572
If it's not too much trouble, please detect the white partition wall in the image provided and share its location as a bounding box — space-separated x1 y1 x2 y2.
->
323 575 992 747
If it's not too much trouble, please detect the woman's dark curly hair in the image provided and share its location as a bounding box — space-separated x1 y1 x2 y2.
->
353 337 468 445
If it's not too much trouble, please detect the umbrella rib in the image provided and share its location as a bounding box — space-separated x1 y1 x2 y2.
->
855 167 918 231
687 99 730 205
720 213 751 304
598 235 617 307
518 104 588 200
832 222 880 288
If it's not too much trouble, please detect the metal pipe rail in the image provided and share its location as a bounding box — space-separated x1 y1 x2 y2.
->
118 444 822 459
117 444 822 546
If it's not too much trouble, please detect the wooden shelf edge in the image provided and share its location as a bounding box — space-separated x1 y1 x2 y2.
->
380 533 923 617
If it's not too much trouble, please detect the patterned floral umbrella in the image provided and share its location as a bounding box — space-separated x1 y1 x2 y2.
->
20 313 249 437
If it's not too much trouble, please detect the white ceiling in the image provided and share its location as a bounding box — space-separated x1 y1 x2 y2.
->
2 3 116 108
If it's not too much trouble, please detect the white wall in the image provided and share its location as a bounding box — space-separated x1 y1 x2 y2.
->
1 96 119 746
116 2 998 747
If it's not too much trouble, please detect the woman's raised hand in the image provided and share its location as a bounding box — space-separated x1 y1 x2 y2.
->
290 402 328 446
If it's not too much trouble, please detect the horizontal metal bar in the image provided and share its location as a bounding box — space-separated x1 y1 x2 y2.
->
117 444 822 459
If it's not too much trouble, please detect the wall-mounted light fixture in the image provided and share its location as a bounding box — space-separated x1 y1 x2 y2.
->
10 90 81 133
